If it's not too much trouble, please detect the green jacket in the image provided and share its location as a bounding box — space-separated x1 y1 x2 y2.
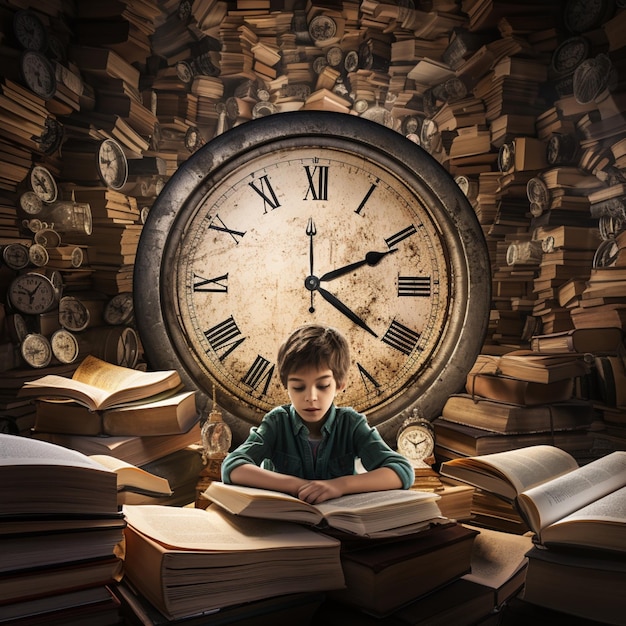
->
221 404 414 489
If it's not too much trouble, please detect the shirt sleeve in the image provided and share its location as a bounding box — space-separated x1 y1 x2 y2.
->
348 410 415 490
220 409 281 483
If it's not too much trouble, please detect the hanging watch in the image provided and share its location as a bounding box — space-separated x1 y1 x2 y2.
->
8 272 59 314
20 333 52 368
396 413 436 462
134 111 491 442
97 138 128 190
50 328 80 364
103 292 134 325
20 50 56 100
13 9 48 52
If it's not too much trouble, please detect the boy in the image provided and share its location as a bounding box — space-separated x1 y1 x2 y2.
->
221 324 414 504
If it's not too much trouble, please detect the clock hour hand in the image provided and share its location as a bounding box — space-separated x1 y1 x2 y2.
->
319 249 397 282
317 285 378 337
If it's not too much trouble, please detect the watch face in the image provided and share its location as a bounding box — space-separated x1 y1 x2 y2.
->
104 292 134 325
13 10 47 52
20 50 56 100
29 165 58 203
58 296 90 332
550 36 589 77
97 138 128 190
21 333 52 368
19 191 43 215
2 243 30 270
9 273 58 314
50 328 79 364
397 424 435 460
564 0 613 34
134 112 490 439
28 242 50 267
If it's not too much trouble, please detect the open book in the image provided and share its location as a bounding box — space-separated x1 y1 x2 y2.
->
440 445 626 552
18 355 182 411
33 390 197 437
203 482 444 538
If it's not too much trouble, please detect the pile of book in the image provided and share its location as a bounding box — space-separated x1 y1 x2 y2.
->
433 348 611 533
120 479 536 623
20 355 203 505
441 444 626 624
0 434 125 624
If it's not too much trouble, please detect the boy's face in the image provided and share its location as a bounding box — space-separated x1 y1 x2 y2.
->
286 365 345 428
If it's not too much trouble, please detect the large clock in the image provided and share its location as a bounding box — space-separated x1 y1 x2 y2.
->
134 112 490 443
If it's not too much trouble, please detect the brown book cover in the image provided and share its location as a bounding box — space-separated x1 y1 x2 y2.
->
443 394 594 434
330 523 478 617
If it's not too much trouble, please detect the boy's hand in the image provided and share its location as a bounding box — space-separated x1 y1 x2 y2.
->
297 479 342 504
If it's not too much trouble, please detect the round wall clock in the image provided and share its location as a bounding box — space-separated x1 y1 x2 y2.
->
20 50 56 100
134 112 490 443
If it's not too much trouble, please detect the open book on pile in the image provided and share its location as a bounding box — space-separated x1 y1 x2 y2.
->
203 482 445 538
18 355 183 412
440 445 626 553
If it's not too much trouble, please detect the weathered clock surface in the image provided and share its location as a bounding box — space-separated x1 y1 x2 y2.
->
134 112 490 444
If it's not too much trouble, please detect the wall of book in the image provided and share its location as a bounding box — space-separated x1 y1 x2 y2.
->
0 0 625 451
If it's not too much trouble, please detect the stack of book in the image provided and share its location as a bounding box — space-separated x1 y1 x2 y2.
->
20 355 202 503
0 433 125 624
434 349 603 532
440 445 626 624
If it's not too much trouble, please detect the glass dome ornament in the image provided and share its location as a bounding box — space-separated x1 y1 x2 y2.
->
201 385 232 464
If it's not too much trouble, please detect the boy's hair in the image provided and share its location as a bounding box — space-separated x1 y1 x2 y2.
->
277 324 351 388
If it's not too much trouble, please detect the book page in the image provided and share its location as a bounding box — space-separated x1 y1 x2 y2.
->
0 432 109 471
518 451 626 534
122 504 339 551
551 486 626 526
203 483 322 525
314 488 438 515
89 455 172 494
461 525 533 589
442 445 578 499
73 355 178 394
20 375 109 410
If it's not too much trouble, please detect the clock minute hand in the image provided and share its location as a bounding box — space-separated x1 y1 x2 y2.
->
319 249 397 282
317 286 378 337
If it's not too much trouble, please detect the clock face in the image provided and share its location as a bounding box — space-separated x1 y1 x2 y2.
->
29 165 58 203
134 112 490 441
9 272 58 314
19 191 43 215
97 139 128 190
21 333 52 368
50 328 79 364
397 423 435 461
13 10 47 52
58 296 90 332
20 50 56 100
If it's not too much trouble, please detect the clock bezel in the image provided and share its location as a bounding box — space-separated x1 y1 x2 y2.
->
134 112 490 443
